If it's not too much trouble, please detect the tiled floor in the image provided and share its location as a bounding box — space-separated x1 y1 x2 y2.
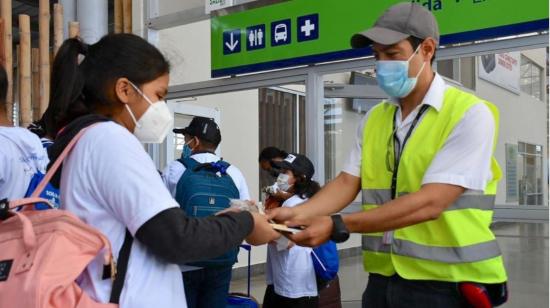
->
230 222 549 307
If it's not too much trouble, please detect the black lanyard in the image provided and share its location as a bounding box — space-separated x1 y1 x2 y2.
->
390 104 430 198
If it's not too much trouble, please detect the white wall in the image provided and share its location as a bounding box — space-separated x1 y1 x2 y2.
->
474 49 548 206
157 0 203 17
159 21 213 85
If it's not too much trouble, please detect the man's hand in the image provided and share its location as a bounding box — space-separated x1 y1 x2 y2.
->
266 206 296 223
245 212 281 245
285 216 333 247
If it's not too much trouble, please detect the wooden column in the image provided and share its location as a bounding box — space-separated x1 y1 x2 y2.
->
53 3 64 56
31 48 40 121
19 15 32 127
114 0 123 34
1 0 13 124
39 0 51 116
69 21 80 38
122 0 132 33
0 19 5 68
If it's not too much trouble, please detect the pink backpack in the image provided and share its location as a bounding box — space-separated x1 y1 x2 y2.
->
0 125 127 308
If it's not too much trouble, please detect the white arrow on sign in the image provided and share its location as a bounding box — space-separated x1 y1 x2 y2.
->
225 32 239 51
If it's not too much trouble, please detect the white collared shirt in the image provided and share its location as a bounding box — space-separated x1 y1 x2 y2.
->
342 73 495 191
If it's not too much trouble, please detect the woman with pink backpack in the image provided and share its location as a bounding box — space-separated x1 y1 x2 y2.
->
33 34 279 308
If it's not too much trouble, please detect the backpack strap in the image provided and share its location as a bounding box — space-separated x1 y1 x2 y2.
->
109 229 133 304
215 160 231 169
47 114 110 188
29 123 101 199
177 157 200 171
193 160 231 175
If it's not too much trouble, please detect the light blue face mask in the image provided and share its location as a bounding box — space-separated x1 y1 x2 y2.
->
181 139 194 159
375 46 427 98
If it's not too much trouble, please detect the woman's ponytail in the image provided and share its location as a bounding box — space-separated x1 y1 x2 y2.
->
43 38 89 137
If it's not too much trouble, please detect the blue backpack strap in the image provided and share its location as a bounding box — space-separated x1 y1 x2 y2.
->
174 157 200 210
177 157 200 171
209 160 231 175
187 159 232 176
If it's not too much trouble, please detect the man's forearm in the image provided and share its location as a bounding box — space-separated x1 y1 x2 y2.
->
295 172 361 218
342 183 464 233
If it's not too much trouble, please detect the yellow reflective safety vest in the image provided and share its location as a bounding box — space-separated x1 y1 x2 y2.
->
361 86 507 283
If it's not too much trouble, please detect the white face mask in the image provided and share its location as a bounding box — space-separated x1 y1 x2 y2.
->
125 82 174 144
276 173 293 192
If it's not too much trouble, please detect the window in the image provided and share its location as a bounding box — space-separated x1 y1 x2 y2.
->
437 59 454 81
323 72 374 184
520 56 543 100
436 57 476 90
258 87 306 190
517 142 544 206
505 144 519 203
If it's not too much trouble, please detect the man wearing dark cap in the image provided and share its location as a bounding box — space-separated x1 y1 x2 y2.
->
162 116 251 308
270 3 507 307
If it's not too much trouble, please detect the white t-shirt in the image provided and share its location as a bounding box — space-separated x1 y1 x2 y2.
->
266 195 318 298
342 74 495 192
162 152 251 200
0 127 48 200
60 122 186 308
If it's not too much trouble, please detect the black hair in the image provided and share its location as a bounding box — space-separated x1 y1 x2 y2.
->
0 65 7 113
43 34 170 137
198 138 218 152
292 171 321 199
259 146 288 162
28 118 47 138
407 36 436 65
185 133 219 152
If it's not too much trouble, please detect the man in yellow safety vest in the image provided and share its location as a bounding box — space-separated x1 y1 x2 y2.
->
269 3 508 307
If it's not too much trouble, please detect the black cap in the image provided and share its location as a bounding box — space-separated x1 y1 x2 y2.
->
173 116 221 145
272 153 315 179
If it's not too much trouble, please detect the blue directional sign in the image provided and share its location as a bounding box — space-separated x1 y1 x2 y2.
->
271 19 291 47
297 14 319 42
246 24 266 51
223 29 241 55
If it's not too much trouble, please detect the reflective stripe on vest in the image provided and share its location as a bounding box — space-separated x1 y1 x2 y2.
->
362 189 496 211
362 235 502 263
